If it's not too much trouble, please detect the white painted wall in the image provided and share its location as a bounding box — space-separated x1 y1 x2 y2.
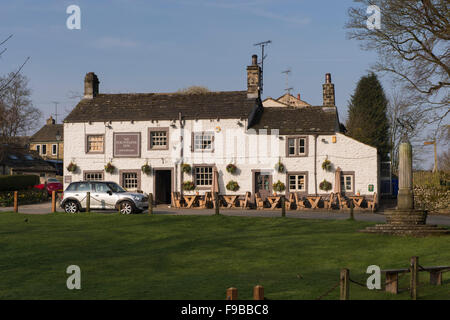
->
64 119 378 197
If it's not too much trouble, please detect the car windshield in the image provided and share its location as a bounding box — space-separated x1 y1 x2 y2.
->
106 182 126 193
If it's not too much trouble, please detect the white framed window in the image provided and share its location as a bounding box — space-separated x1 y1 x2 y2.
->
86 135 104 153
298 138 306 155
84 172 104 181
150 130 168 149
341 174 354 192
288 139 296 156
52 144 57 155
122 172 138 190
288 174 306 192
42 144 47 155
36 145 41 154
194 166 213 186
193 132 214 152
286 136 307 157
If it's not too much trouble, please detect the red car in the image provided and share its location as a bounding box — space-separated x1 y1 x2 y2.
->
34 178 63 196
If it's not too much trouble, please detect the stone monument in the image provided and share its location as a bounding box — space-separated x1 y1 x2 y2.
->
361 140 449 236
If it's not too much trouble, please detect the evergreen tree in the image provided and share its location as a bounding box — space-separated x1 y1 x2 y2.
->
346 73 390 160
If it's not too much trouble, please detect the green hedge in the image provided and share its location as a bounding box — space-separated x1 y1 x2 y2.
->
0 189 48 207
0 175 40 192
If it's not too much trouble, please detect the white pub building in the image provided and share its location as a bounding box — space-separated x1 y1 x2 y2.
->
63 55 379 205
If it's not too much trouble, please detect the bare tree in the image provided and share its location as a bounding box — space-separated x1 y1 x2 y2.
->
0 73 41 142
346 0 449 128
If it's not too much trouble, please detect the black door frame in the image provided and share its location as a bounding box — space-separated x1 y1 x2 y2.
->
153 167 174 204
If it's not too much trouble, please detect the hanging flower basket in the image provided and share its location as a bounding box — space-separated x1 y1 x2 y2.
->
182 181 195 191
319 180 332 191
272 180 286 193
66 162 77 173
226 164 237 174
275 162 285 173
104 162 116 174
182 163 192 174
322 159 332 172
141 163 151 175
226 180 240 191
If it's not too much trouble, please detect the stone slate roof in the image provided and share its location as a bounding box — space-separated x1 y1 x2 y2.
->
65 91 259 123
250 106 338 135
30 124 64 142
0 144 57 173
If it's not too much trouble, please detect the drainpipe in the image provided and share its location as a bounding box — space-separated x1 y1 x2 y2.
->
314 134 318 195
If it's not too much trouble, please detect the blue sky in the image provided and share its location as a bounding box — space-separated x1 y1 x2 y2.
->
1 0 380 124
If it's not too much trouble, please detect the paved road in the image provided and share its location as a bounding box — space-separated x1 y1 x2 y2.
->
1 201 450 226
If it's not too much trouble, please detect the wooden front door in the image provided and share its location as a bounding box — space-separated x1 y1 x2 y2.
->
254 172 272 200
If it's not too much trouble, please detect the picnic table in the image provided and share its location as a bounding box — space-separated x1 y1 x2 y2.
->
222 195 238 208
306 196 321 209
267 196 282 209
183 195 199 208
348 195 364 208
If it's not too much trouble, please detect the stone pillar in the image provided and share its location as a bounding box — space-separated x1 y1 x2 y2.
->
397 142 414 210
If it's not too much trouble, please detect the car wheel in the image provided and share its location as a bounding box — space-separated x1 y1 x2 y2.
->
64 201 79 213
119 201 134 214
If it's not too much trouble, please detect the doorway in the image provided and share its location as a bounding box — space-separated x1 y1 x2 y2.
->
154 169 173 204
253 170 272 200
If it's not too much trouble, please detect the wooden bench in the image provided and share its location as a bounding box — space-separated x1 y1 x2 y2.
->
381 265 450 294
337 193 350 210
324 192 334 209
366 192 378 212
238 192 251 209
171 192 184 208
255 193 265 210
294 193 306 210
284 193 294 210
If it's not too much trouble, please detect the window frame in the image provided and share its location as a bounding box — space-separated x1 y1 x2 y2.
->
192 132 215 153
119 169 141 191
285 136 308 157
52 144 57 155
148 127 169 150
41 144 47 155
83 171 104 181
286 171 308 196
340 171 355 195
86 134 105 154
193 165 214 189
36 145 41 154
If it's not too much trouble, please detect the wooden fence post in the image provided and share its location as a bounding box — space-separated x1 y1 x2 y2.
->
349 200 354 220
340 269 350 300
226 287 238 300
14 191 18 213
410 256 418 300
86 192 90 213
215 192 220 215
148 193 153 215
281 196 286 217
253 285 264 300
51 191 56 213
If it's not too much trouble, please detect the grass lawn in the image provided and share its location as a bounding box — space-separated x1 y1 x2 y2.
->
0 212 449 300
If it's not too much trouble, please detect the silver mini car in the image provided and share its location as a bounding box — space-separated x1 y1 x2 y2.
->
61 181 148 214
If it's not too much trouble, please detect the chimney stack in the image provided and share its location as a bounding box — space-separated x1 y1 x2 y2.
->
84 72 100 99
322 73 335 106
46 116 55 125
247 54 261 99
297 93 301 101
